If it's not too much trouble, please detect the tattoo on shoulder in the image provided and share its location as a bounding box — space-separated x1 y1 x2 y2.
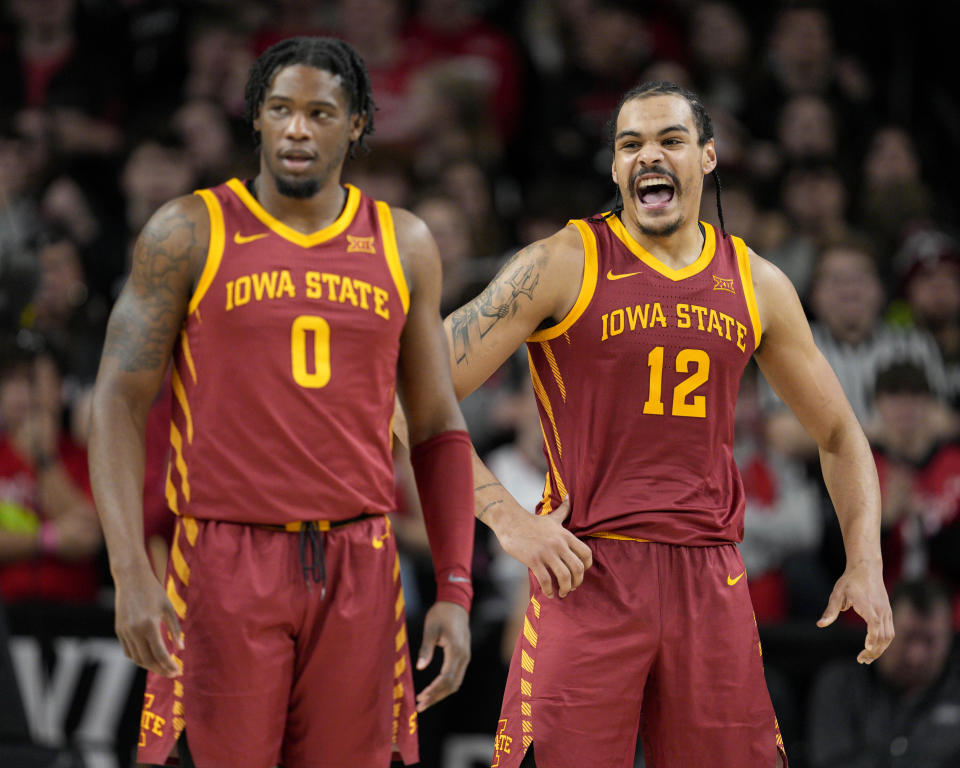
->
449 244 544 364
102 206 200 372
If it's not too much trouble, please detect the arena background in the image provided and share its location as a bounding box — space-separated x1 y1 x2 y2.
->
1 1 957 767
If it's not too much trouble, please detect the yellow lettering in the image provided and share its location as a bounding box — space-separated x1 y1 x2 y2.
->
651 302 667 328
225 280 234 310
278 269 295 298
626 304 649 330
321 273 341 300
707 309 724 337
676 303 690 328
721 312 735 341
353 278 372 309
306 271 323 299
374 287 390 319
691 304 708 330
152 714 165 736
338 276 359 306
234 276 251 306
736 322 747 352
609 309 625 336
251 271 278 301
601 313 608 341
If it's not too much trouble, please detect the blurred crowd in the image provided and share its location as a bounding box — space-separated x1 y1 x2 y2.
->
1 0 959 766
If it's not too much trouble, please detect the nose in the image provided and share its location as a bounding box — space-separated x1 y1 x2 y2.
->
284 111 311 139
637 141 664 167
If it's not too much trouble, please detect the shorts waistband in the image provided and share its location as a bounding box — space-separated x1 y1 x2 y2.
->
249 512 384 533
587 531 650 542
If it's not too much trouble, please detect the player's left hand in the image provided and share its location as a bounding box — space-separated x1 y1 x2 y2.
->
415 601 471 712
817 559 894 664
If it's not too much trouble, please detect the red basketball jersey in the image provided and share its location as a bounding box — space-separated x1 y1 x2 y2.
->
165 180 409 525
526 217 762 545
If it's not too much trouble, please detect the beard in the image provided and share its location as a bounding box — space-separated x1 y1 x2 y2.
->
275 175 321 199
272 138 347 200
637 214 683 237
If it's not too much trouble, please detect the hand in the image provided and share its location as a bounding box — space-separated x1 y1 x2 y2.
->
491 497 593 598
114 565 184 678
415 601 470 712
817 559 894 664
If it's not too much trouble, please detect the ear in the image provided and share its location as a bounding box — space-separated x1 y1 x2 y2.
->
253 105 262 134
349 113 367 143
611 158 619 186
702 139 717 175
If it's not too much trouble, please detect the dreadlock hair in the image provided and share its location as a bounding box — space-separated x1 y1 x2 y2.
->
243 37 376 158
592 81 726 238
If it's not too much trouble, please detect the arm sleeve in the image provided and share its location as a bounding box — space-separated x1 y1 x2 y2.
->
410 429 475 612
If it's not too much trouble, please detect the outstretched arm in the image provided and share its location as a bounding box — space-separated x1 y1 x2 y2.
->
393 208 472 711
752 251 894 663
89 194 208 678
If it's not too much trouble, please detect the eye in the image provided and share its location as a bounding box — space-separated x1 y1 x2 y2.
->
269 104 288 116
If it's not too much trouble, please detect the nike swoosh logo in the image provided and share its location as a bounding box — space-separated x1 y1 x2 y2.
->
234 232 269 244
448 574 471 583
606 269 643 281
727 571 745 586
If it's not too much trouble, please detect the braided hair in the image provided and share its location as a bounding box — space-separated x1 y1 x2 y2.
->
243 36 376 158
593 81 726 238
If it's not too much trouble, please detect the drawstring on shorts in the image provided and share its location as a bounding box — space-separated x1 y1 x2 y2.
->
299 520 326 598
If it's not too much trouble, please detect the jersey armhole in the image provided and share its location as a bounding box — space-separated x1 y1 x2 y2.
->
527 220 598 342
187 189 226 314
375 201 410 315
732 235 762 350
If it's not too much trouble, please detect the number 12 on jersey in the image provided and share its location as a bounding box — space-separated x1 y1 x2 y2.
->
643 347 709 418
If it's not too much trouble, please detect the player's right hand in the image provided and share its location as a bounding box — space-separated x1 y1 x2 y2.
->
493 496 593 598
114 566 184 678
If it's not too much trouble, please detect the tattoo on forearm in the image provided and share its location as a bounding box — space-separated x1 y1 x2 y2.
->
449 244 544 364
102 208 198 372
478 499 503 521
475 482 502 492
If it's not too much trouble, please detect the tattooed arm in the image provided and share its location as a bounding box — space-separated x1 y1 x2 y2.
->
445 224 584 400
443 225 594 597
89 194 209 678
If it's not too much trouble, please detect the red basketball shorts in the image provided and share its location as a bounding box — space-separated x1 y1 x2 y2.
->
492 539 787 768
137 515 417 768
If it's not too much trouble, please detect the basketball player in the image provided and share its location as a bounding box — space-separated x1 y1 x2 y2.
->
445 82 894 767
89 38 474 767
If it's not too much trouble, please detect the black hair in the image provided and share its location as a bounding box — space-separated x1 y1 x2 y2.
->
874 361 931 397
243 36 375 158
594 81 726 237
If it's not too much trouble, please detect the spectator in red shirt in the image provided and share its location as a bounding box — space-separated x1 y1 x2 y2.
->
0 333 102 603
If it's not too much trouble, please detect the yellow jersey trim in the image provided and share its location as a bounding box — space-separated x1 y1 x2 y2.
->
588 532 650 542
188 189 226 314
225 178 362 248
527 220 598 342
375 201 410 315
733 236 763 349
606 217 716 281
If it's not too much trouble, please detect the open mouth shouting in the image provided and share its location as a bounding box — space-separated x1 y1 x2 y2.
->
633 173 678 210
